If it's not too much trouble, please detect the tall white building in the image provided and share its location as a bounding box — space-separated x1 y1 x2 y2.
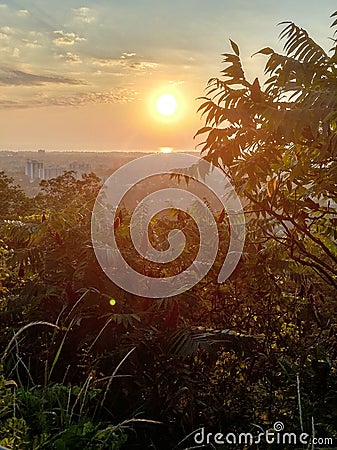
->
25 160 44 182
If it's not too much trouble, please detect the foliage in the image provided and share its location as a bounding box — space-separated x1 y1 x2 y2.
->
0 366 29 449
1 11 337 450
0 365 128 450
0 171 32 220
36 171 101 213
196 12 337 290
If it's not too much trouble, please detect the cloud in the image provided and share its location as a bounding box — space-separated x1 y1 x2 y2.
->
0 67 85 86
0 46 11 53
92 53 159 72
45 90 138 106
0 26 16 35
120 52 136 59
57 52 82 64
0 3 7 9
12 47 20 58
0 46 21 57
17 9 28 16
22 39 41 49
0 89 138 109
92 58 122 67
29 31 43 38
0 97 18 107
93 70 124 77
0 27 41 50
72 7 96 24
129 61 159 70
53 30 86 46
168 80 185 86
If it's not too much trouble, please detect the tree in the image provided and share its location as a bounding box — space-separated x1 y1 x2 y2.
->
196 12 337 291
35 170 101 212
0 171 31 220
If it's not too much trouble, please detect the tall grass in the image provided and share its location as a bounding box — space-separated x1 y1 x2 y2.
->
0 317 160 449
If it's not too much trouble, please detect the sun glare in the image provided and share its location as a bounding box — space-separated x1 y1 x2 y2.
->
160 147 173 153
148 87 185 124
156 94 178 116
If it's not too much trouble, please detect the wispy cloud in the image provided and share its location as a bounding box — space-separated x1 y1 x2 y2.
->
17 9 29 16
22 39 41 49
0 26 16 35
0 97 18 107
92 52 159 72
46 90 138 106
92 57 122 67
12 47 20 58
53 30 86 46
0 67 85 86
168 80 185 86
120 52 136 58
57 51 82 64
72 7 96 24
0 47 21 57
0 88 138 109
129 61 159 70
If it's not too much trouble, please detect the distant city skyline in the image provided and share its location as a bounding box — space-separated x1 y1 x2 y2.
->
0 1 336 151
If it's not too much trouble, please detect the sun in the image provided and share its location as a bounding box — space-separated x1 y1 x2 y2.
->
156 94 178 116
160 147 173 153
148 88 185 123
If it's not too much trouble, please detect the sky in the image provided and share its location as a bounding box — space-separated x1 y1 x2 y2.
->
0 0 336 152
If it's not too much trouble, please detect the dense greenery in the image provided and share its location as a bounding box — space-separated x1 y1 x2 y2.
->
196 16 337 290
1 12 337 449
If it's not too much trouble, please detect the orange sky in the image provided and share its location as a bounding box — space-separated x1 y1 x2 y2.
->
0 1 336 151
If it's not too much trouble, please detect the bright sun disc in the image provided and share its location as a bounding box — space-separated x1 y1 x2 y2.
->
156 94 177 116
160 147 173 153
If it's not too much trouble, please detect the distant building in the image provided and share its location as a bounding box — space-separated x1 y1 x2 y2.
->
24 159 91 183
25 160 66 181
69 161 91 179
25 160 44 182
43 166 65 179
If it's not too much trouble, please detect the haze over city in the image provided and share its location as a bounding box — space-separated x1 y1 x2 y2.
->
0 0 336 151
